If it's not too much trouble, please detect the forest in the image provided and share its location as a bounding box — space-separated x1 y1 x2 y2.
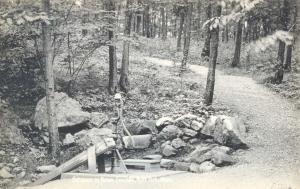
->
0 0 299 188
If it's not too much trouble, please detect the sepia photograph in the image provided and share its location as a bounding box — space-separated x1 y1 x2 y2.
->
0 0 299 188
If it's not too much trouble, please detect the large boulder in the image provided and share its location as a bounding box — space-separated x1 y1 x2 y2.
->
34 92 90 129
74 128 113 148
201 115 247 149
157 125 183 141
190 147 235 166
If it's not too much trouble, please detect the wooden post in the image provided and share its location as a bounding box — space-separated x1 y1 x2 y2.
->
87 146 97 173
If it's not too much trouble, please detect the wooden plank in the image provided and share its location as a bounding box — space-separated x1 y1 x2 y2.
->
30 137 115 186
87 146 97 173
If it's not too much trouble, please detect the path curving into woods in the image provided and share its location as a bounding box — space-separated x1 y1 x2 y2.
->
25 57 300 189
143 57 300 188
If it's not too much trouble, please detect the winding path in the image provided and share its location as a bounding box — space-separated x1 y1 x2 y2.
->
143 57 300 188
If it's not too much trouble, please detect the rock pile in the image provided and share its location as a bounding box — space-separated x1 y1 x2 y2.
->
155 113 247 173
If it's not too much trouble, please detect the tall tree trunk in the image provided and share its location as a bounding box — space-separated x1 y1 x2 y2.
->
284 45 292 70
152 14 157 38
119 0 132 93
106 0 118 94
177 9 185 52
225 25 229 42
42 0 59 161
201 3 212 57
196 0 202 40
144 5 151 38
173 16 177 38
161 7 167 40
295 0 300 68
181 3 192 70
274 0 289 84
136 14 142 34
224 4 229 42
204 5 221 106
231 19 243 67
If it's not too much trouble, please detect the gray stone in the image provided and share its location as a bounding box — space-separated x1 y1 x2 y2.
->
156 117 174 129
17 171 26 179
13 167 22 174
189 163 200 173
190 147 235 166
190 120 203 131
189 146 214 164
212 146 233 155
198 161 216 173
75 128 113 148
0 150 5 155
36 165 56 173
211 151 235 166
42 135 49 143
174 162 190 171
89 112 109 127
201 115 247 149
3 166 11 172
34 92 90 129
13 157 19 163
123 134 152 149
63 133 75 146
0 168 14 179
161 141 171 149
182 128 198 137
19 180 31 186
189 138 200 144
160 159 175 169
175 114 198 124
141 120 158 134
157 125 183 141
182 136 191 141
0 179 11 186
171 138 186 149
162 144 177 157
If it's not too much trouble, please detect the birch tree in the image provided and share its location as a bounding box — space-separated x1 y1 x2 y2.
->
42 0 59 160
